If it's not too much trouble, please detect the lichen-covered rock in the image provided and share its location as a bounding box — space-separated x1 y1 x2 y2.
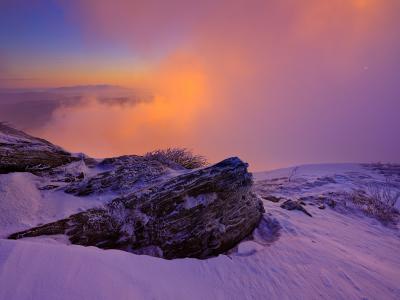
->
0 123 78 174
9 157 264 259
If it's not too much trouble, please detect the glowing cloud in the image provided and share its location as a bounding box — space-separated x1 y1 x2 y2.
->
8 0 400 169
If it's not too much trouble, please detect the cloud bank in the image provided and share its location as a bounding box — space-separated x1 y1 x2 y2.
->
33 0 400 169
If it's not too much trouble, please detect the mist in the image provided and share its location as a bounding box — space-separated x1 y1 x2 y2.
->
3 0 400 170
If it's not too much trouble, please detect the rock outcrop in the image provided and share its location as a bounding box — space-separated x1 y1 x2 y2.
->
0 123 78 174
64 155 183 196
280 199 312 217
9 157 264 259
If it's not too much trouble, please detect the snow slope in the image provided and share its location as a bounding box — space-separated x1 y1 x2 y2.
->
0 163 399 300
0 171 112 238
255 163 400 209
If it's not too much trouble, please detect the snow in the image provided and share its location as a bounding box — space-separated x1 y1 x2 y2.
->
0 130 62 153
183 193 217 209
0 172 111 238
254 163 394 203
255 163 383 182
0 132 27 144
0 163 399 299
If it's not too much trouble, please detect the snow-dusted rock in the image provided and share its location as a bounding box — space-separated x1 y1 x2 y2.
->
0 123 78 174
64 155 181 196
9 157 264 259
280 199 312 217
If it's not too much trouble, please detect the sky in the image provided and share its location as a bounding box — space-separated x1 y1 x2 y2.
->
0 0 399 170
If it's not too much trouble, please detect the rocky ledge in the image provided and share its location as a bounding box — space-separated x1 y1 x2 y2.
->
3 124 264 259
0 123 78 174
9 157 264 259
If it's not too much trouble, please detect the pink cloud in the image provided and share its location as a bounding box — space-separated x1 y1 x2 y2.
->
43 0 400 170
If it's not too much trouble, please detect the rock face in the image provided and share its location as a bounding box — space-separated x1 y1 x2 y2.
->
9 157 264 259
2 124 264 259
0 123 78 174
64 155 183 196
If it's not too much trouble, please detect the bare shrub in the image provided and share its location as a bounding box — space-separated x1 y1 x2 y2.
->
144 148 207 169
347 183 399 225
366 180 400 208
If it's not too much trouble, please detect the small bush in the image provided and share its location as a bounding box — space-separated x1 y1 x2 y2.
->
347 186 399 225
144 148 207 169
366 181 400 208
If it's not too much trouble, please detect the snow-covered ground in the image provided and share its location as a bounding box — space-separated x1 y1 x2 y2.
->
1 163 399 300
0 164 114 238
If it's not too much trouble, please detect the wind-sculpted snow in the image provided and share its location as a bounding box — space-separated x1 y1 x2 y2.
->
254 163 400 225
2 167 400 299
1 127 400 299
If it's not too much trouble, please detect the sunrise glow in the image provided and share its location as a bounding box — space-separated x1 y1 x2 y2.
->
0 0 399 170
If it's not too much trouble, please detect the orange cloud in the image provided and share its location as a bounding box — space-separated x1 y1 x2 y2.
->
35 52 209 157
33 0 400 169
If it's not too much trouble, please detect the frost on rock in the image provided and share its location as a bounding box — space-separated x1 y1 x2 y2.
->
1 125 263 258
9 156 264 259
0 123 78 174
183 193 217 209
63 155 178 196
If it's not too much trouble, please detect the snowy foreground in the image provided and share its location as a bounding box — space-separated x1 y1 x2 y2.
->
1 164 400 300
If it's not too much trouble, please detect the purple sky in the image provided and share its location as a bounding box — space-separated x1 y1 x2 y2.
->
0 0 399 170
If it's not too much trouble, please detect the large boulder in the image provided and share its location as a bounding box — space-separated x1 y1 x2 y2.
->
0 123 78 174
9 157 264 259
